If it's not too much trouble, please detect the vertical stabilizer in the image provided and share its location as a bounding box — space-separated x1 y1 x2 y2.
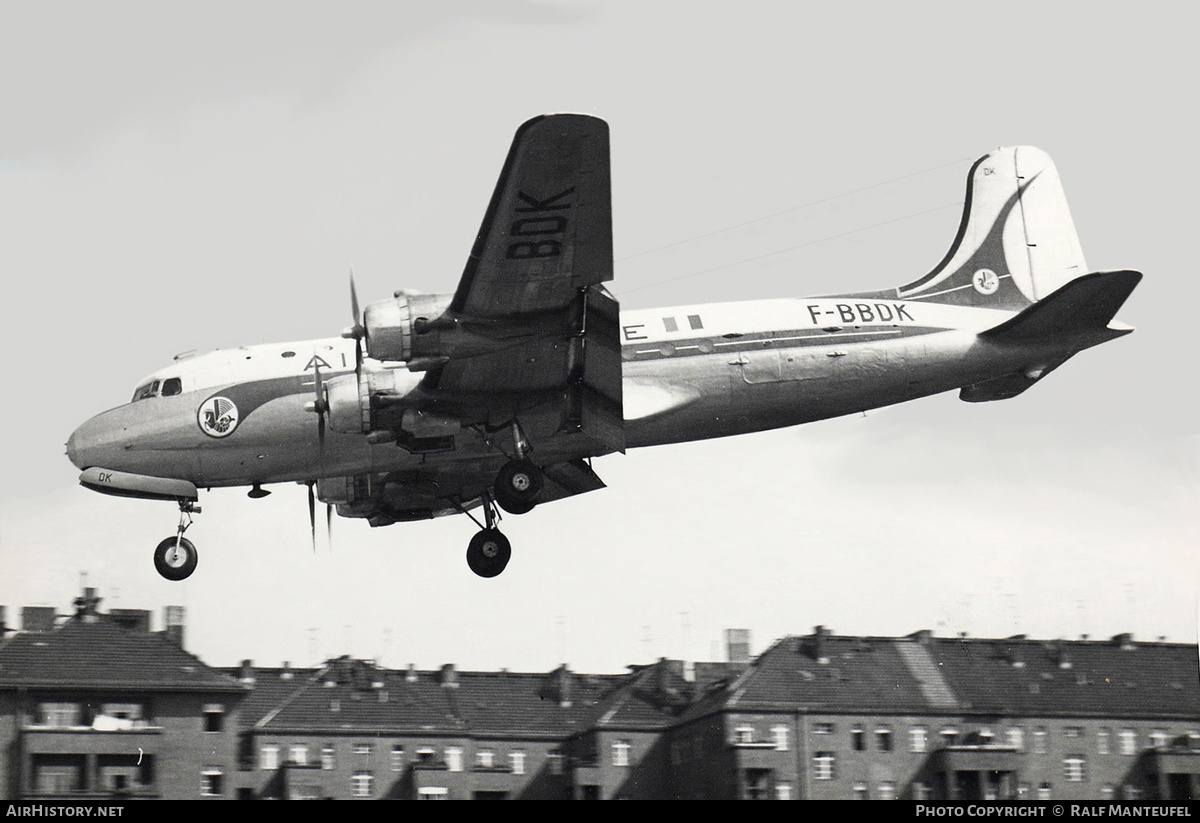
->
898 147 1088 309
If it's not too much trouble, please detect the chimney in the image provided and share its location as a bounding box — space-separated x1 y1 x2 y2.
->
0 605 7 637
108 609 151 633
812 625 831 664
239 660 255 685
556 665 572 708
405 664 418 683
281 661 293 681
725 628 751 664
1112 632 1136 651
440 663 458 688
22 606 56 632
164 605 185 648
908 629 933 646
73 587 102 622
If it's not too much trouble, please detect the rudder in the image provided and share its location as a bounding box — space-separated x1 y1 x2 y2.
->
898 146 1089 310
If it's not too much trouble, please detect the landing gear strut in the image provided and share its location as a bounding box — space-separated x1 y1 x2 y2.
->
154 500 200 581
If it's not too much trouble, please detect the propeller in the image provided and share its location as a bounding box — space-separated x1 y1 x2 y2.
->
342 266 365 376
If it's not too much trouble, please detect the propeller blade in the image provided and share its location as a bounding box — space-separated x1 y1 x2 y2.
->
312 359 326 452
349 266 362 332
349 268 365 375
307 482 317 552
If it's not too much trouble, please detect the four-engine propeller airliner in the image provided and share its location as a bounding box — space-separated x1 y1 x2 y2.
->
66 114 1142 579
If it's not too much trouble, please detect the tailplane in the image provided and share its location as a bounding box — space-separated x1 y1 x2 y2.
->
898 146 1089 310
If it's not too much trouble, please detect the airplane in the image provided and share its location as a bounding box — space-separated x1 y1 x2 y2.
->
65 114 1142 580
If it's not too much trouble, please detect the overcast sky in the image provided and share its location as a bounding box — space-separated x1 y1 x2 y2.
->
1 1 1195 674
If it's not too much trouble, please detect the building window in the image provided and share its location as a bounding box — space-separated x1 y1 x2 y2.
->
878 782 896 800
735 725 755 744
289 744 308 766
1033 728 1047 754
1149 730 1169 749
202 704 224 733
613 740 630 767
772 725 789 751
1119 729 1137 755
851 726 865 751
813 752 836 781
1101 784 1116 800
1007 728 1024 751
511 751 526 775
418 787 448 800
910 727 927 753
38 702 82 728
814 722 835 735
853 782 869 799
775 783 792 800
353 743 372 757
1097 728 1110 755
351 771 373 798
548 752 563 776
390 745 404 772
321 745 336 770
1037 783 1052 800
446 747 462 772
876 728 893 752
260 744 280 771
941 728 959 748
912 782 930 800
1064 755 1086 782
200 768 223 797
476 749 494 769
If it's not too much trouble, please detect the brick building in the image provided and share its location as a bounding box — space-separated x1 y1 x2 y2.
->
1 590 1196 800
0 589 246 799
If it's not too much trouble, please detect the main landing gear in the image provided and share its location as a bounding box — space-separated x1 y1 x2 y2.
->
461 459 545 578
154 500 200 581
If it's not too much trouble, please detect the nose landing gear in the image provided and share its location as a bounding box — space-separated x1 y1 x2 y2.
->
154 500 200 581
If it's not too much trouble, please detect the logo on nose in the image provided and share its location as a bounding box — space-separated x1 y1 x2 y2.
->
198 396 240 438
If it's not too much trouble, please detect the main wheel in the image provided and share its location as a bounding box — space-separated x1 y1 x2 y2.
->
154 536 198 581
494 460 543 514
466 528 512 578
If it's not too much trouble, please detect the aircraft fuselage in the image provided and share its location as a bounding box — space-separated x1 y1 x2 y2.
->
66 293 1053 491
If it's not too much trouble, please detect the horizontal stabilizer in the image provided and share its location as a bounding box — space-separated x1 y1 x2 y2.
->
980 269 1142 344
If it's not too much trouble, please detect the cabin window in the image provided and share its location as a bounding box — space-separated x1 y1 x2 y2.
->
161 377 182 396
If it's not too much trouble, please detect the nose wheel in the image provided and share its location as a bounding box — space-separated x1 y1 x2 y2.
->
154 500 200 581
154 536 198 581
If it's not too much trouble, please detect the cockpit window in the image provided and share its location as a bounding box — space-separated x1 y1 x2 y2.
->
161 377 182 396
133 380 161 402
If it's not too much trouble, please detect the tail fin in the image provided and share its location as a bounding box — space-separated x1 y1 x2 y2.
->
898 146 1088 310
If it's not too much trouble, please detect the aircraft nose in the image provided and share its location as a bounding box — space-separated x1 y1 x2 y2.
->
66 412 125 471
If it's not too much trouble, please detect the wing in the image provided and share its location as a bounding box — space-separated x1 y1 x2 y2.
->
422 114 622 453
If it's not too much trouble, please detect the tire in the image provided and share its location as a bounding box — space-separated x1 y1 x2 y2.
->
466 528 511 578
495 460 543 508
154 536 198 581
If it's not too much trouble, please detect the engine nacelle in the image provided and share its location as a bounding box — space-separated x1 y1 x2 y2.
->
362 291 454 368
324 369 422 434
